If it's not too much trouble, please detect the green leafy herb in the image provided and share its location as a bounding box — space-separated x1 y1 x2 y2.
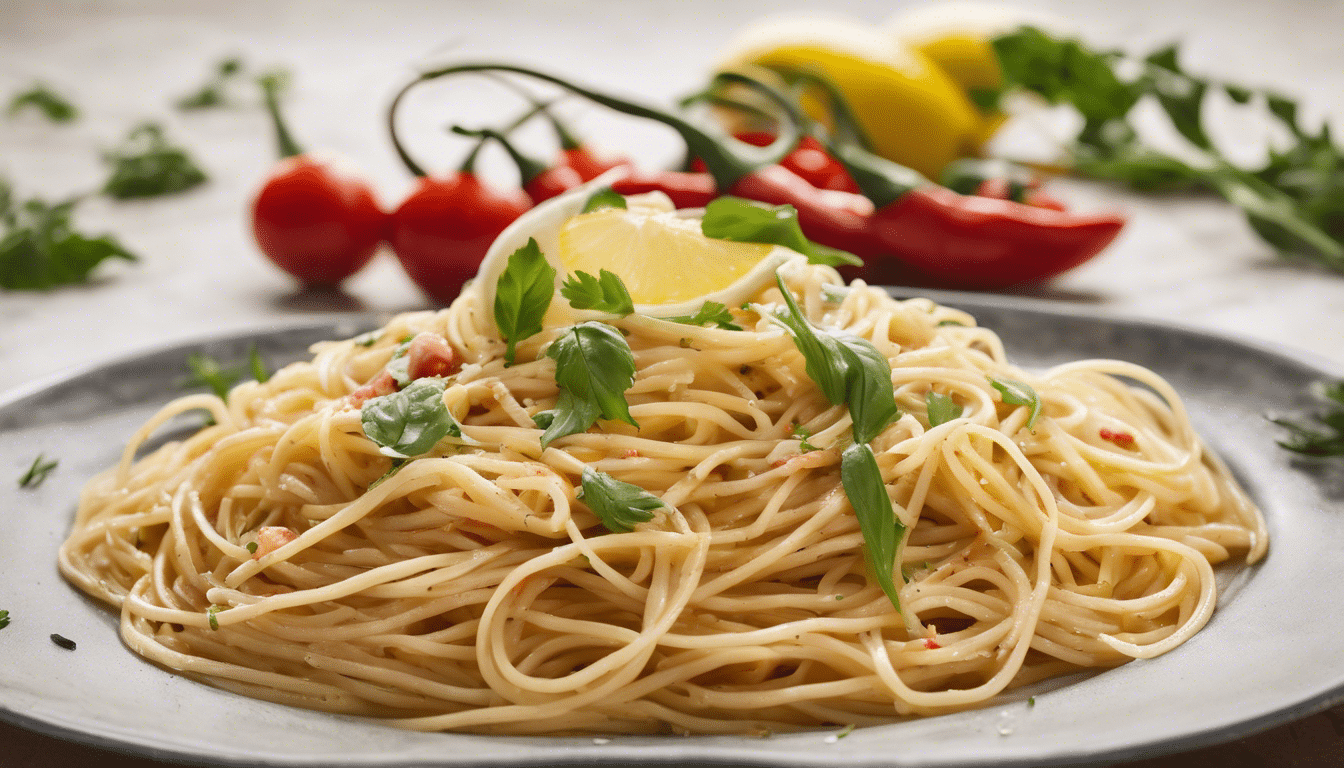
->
207 605 222 631
7 82 78 122
18 453 58 488
581 187 627 213
989 376 1041 429
791 422 819 452
185 352 241 400
360 378 459 458
841 443 904 610
579 466 664 533
0 610 9 629
245 541 258 555
50 633 76 650
1272 380 1344 456
774 275 898 443
988 26 1344 271
561 269 635 315
101 123 208 199
248 344 270 383
542 321 638 448
925 391 963 427
702 197 862 267
0 192 137 290
493 239 556 366
664 301 742 330
176 56 245 110
1028 696 1037 707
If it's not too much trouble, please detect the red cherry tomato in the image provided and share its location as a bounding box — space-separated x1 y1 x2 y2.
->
388 173 530 305
251 155 387 285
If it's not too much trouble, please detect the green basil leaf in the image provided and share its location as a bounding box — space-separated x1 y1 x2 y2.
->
580 466 663 533
493 238 556 366
101 123 207 199
561 269 635 315
840 443 904 610
809 243 863 268
702 197 854 266
773 274 850 405
664 301 742 330
542 322 637 448
360 378 458 458
834 335 899 445
988 375 1042 429
581 187 627 213
925 391 963 427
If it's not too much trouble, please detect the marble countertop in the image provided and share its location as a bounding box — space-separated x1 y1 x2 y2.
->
3 0 1343 766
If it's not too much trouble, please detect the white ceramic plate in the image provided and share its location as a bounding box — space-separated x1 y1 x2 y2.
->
2 295 1342 767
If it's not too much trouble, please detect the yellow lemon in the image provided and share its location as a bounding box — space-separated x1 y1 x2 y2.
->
716 14 983 178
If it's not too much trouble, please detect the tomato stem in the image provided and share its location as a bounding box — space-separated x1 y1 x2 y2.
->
451 126 547 183
258 73 304 160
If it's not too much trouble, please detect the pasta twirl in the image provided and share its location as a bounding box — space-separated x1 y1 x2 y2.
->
59 263 1266 735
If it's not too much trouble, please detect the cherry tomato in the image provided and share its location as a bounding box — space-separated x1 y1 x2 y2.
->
388 173 530 305
251 154 387 285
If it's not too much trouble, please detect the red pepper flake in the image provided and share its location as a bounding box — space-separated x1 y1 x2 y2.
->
923 638 941 650
1099 428 1136 447
623 449 641 458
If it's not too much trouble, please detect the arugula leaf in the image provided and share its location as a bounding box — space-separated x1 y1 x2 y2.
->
18 454 58 488
542 322 638 448
561 269 635 314
7 83 78 122
579 466 664 533
664 301 742 330
841 443 904 610
1272 380 1344 457
702 197 862 267
102 123 208 199
360 378 459 458
185 352 242 400
989 376 1042 429
582 187 627 213
0 610 9 630
493 238 556 366
0 195 137 290
925 391 963 427
176 56 246 110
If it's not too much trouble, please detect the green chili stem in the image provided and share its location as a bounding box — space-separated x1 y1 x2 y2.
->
258 74 303 159
451 126 548 183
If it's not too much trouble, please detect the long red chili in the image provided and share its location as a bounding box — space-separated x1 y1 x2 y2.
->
451 125 585 203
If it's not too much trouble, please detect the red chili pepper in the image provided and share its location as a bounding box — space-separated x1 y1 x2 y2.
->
452 125 585 204
387 120 530 305
541 112 631 181
250 75 386 286
733 131 859 194
610 169 717 209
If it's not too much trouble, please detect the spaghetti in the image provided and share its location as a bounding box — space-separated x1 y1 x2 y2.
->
60 253 1266 735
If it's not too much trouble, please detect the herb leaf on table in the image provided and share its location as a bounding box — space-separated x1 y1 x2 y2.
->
102 123 208 199
7 82 79 122
0 187 137 290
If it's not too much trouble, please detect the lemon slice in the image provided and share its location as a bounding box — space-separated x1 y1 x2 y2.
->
475 177 800 331
557 206 775 306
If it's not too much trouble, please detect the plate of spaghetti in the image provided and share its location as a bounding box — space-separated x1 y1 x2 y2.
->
1 184 1342 767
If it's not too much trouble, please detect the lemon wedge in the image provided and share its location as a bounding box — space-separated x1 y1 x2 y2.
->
474 177 800 332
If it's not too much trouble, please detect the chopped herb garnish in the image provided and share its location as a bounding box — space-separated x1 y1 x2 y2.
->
791 423 819 452
988 376 1041 430
101 123 208 199
835 724 856 739
1272 380 1344 456
185 352 242 400
579 466 664 533
360 378 459 458
18 453 58 488
581 187 627 213
353 331 379 347
541 322 638 448
665 301 742 331
925 391 963 427
1028 696 1037 707
245 541 258 554
7 82 78 122
176 56 246 110
702 197 862 267
207 605 222 631
369 457 411 489
0 188 137 290
248 344 271 383
0 610 9 629
50 633 76 650
561 269 635 315
493 238 556 366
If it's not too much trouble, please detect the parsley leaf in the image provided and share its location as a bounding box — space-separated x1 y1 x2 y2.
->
493 238 556 366
702 197 862 267
101 123 208 199
579 466 664 533
561 269 635 315
360 377 460 458
176 56 245 110
989 376 1041 429
0 193 137 290
841 443 904 610
925 391 963 427
791 422 819 452
581 187 627 213
664 301 742 330
18 454 58 488
7 83 78 122
542 322 638 448
0 610 9 630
